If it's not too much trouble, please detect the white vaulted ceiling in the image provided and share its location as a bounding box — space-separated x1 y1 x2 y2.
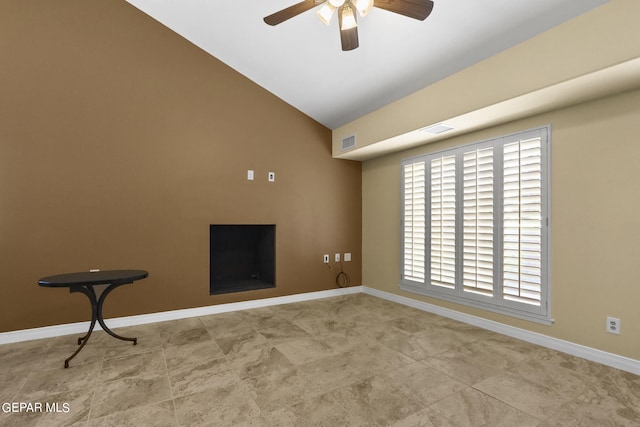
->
125 0 607 129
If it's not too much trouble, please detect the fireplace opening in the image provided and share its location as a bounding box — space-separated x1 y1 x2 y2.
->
210 224 275 295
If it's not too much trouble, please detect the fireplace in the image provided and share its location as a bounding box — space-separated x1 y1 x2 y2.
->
209 224 275 295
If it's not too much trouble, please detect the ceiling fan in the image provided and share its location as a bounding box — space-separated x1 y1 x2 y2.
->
264 0 434 51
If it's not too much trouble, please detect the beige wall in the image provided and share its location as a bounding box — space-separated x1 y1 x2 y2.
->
363 88 640 360
0 1 361 332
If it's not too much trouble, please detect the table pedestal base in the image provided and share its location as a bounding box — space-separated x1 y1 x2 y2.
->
65 283 137 368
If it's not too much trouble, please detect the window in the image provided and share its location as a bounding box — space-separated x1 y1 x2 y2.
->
401 127 550 323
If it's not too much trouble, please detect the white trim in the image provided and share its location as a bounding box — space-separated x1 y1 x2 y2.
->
363 286 640 376
3 284 638 377
0 286 363 345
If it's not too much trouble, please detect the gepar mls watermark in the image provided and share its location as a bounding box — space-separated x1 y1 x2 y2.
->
2 402 70 413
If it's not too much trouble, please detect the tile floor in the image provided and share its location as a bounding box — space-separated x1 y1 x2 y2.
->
0 294 639 426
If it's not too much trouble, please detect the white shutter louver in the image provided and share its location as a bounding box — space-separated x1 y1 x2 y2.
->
430 156 456 289
503 137 543 306
463 148 494 296
403 161 426 282
400 127 548 323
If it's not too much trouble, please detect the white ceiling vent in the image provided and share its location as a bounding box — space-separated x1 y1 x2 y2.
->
420 123 455 134
341 134 356 151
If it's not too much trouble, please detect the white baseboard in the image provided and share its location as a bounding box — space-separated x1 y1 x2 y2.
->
363 286 640 376
0 286 363 345
3 284 638 377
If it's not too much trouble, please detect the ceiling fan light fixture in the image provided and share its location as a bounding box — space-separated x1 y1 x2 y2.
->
328 0 346 8
340 2 357 30
353 0 374 17
316 2 336 25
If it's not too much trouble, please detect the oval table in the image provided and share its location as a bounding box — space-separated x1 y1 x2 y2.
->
38 269 149 368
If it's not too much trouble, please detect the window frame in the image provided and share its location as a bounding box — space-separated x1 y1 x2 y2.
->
400 126 552 324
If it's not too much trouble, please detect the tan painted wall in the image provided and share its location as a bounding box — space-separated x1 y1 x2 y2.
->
0 1 361 332
363 88 640 359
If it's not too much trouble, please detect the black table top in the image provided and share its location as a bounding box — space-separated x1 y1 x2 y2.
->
38 270 148 287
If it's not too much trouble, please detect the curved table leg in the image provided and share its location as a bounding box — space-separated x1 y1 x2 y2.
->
96 282 137 345
65 285 98 368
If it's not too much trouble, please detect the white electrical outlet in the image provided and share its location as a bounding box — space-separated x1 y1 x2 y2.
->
247 170 254 181
344 253 351 262
323 254 329 264
335 253 340 262
606 317 621 334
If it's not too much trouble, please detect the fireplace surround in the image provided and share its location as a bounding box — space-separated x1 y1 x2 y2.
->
209 224 275 295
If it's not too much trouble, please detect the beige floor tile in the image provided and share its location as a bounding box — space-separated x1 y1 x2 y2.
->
169 357 237 398
383 362 466 405
314 325 372 353
243 366 315 411
0 338 51 375
430 387 540 427
426 339 530 385
389 407 462 427
293 316 361 336
257 321 314 345
365 327 432 361
385 316 433 334
297 351 370 395
268 301 329 322
99 350 165 382
261 392 363 426
532 348 617 379
329 374 426 426
350 341 416 375
88 400 177 427
0 369 28 403
3 293 639 427
89 373 172 419
160 327 213 347
473 368 588 420
275 336 339 365
236 306 278 327
173 382 261 427
155 317 204 335
200 312 254 339
227 345 294 379
163 339 225 374
543 386 640 427
40 333 108 370
214 328 268 356
18 361 101 401
101 325 163 359
594 367 640 409
382 324 478 360
479 333 543 356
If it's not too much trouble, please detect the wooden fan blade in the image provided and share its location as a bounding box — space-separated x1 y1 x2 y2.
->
340 26 359 51
264 0 320 26
338 4 359 51
374 0 434 20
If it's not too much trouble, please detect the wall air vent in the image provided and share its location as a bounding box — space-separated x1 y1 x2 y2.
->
420 123 455 134
341 134 356 151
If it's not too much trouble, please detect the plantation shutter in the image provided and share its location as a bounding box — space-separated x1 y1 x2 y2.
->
402 161 426 282
503 137 543 306
430 155 456 289
463 147 494 296
400 126 549 323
